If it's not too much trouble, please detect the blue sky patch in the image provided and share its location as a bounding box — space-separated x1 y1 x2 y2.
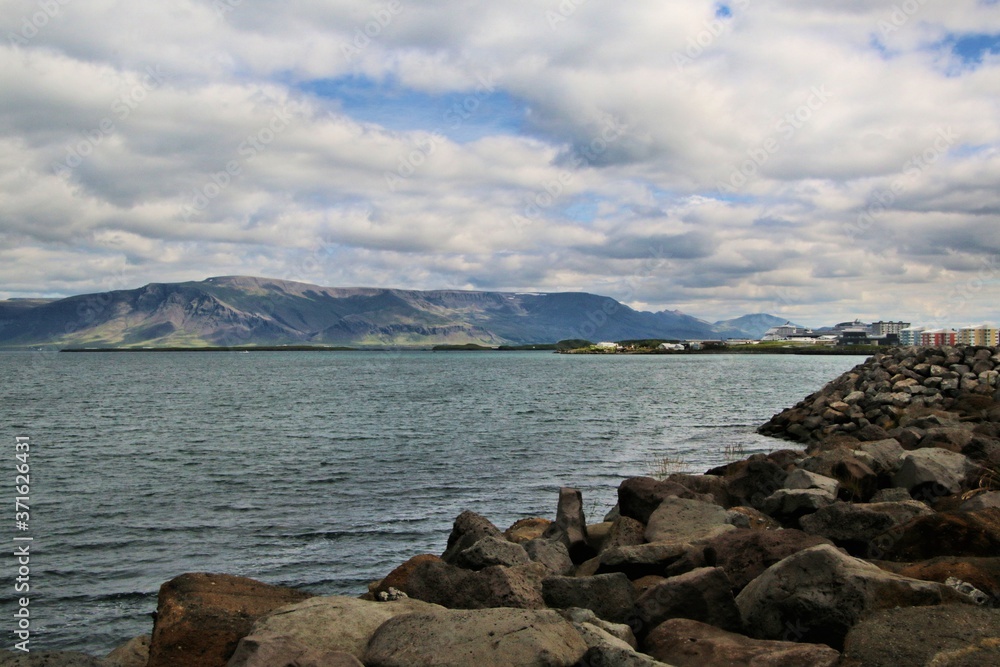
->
298 75 528 142
948 33 1000 64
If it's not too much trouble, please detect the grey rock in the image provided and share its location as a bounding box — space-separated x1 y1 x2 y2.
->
543 487 594 563
542 573 636 624
892 448 977 495
455 536 530 570
556 607 637 648
523 538 574 575
840 605 1000 667
644 497 735 544
635 567 742 636
403 560 546 609
363 608 589 667
784 469 840 496
600 516 647 553
596 542 688 579
226 596 443 664
870 487 913 502
102 635 149 667
735 544 963 650
855 438 905 475
441 511 504 564
760 488 835 523
799 500 934 558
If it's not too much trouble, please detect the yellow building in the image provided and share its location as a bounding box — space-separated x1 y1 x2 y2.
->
958 324 999 346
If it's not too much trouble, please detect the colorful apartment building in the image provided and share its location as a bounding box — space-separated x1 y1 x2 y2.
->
918 328 958 346
958 324 1000 346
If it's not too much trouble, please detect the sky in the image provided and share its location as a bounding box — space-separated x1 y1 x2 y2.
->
1 0 999 327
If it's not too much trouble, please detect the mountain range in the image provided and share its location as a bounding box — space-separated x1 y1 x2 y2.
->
0 276 790 348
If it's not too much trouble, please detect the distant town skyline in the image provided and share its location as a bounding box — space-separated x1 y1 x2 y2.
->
1 2 998 325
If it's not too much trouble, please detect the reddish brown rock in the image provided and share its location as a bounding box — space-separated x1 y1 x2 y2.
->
634 567 743 636
840 605 1000 667
146 573 312 667
877 508 1000 561
894 556 1000 602
644 618 840 667
689 528 834 592
504 517 551 544
372 554 442 597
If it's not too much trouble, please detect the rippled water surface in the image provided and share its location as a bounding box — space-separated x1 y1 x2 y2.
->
0 350 865 654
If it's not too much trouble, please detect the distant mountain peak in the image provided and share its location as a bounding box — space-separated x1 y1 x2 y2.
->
0 276 790 348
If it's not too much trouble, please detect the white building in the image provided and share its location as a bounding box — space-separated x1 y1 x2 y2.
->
899 327 925 346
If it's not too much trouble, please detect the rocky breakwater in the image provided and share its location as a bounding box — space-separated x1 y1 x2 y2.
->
759 345 1000 451
6 345 1000 667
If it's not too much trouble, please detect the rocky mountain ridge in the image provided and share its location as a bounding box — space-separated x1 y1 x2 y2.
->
0 275 762 348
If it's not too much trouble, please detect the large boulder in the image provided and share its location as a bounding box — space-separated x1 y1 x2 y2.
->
854 438 905 477
363 608 589 667
783 469 840 496
724 460 789 509
440 511 505 564
400 559 546 609
643 618 840 667
226 596 443 665
634 567 742 636
600 516 647 553
372 554 442 597
617 477 714 523
541 573 636 624
455 536 530 570
146 573 312 667
799 500 934 558
594 543 688 579
876 508 1000 560
800 450 878 501
840 605 1000 666
892 449 977 497
523 538 574 575
665 473 733 507
676 528 833 591
542 487 594 563
735 544 964 650
760 488 835 524
643 497 735 544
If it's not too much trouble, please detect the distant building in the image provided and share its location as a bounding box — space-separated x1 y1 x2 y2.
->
762 323 814 341
958 324 999 347
919 329 958 346
594 342 620 351
658 342 685 351
838 327 872 346
899 326 925 346
871 321 910 337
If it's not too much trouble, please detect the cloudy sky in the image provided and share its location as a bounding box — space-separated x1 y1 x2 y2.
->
1 0 998 326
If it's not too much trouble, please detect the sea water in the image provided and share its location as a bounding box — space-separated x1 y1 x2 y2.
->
0 350 864 655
